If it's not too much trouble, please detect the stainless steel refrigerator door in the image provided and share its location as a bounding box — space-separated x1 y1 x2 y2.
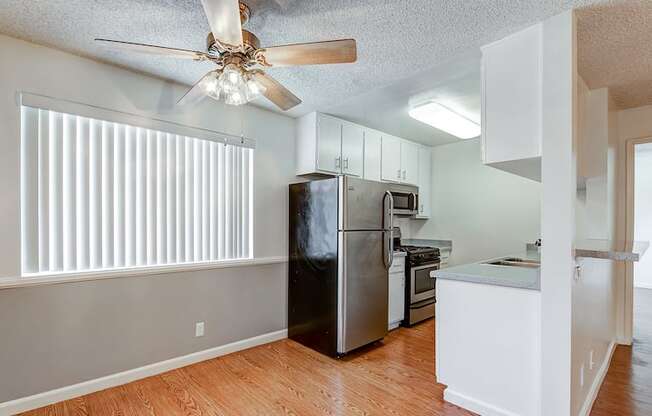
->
337 230 389 353
338 176 392 231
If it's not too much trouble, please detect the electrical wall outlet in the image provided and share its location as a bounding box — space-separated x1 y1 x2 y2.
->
195 321 205 337
589 350 595 370
580 364 585 387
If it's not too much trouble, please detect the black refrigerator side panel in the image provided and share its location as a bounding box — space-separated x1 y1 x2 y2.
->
288 178 339 357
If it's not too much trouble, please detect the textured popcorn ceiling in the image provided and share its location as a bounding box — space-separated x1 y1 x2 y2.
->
2 0 646 144
577 0 652 110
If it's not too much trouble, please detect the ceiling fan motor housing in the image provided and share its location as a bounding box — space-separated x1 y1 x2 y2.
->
206 29 260 56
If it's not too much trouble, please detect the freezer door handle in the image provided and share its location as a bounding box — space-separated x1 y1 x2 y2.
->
383 190 394 270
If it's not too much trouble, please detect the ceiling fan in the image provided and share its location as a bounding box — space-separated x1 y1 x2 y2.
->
95 0 357 111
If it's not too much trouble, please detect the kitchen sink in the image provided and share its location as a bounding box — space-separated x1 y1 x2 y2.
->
484 257 540 268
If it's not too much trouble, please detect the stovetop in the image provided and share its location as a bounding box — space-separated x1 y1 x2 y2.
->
398 245 438 255
395 245 440 265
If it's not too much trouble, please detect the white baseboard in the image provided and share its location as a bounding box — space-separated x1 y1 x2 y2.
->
443 388 521 416
0 328 288 416
578 341 616 416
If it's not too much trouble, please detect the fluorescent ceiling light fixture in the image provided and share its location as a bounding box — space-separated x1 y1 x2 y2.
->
408 101 480 139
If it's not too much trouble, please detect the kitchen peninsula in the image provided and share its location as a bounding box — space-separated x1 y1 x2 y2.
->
432 253 542 416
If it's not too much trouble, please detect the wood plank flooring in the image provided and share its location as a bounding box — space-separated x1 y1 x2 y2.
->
19 319 474 416
591 288 652 415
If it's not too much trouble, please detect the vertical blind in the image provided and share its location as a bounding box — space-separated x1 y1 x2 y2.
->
21 105 253 275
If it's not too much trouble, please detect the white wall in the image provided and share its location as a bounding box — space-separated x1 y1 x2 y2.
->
0 34 296 403
571 83 618 416
634 146 652 289
409 138 540 266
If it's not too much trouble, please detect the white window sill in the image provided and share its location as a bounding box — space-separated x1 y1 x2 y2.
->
0 256 288 290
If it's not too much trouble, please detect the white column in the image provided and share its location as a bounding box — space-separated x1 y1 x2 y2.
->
540 10 576 416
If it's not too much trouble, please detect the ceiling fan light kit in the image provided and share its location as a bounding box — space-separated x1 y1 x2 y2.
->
95 0 358 111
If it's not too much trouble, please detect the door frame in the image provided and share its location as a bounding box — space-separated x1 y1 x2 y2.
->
623 136 652 344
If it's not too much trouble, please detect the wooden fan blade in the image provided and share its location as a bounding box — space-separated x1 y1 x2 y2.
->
95 38 207 60
251 71 301 111
259 39 357 67
177 72 215 106
200 0 243 49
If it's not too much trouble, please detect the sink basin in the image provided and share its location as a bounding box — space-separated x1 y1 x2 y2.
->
484 257 540 268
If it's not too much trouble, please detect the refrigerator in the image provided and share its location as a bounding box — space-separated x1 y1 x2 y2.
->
288 176 396 357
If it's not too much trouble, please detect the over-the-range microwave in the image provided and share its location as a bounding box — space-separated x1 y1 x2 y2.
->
388 184 419 216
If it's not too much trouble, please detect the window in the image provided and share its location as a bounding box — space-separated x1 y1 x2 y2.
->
21 99 253 276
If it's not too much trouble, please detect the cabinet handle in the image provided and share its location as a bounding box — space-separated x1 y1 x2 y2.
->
397 169 401 179
335 157 341 170
344 157 349 170
402 170 406 180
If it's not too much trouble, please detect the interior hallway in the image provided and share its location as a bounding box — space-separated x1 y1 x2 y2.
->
591 288 652 415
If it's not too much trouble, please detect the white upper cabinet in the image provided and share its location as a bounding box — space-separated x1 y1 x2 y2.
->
316 114 343 174
297 112 422 186
481 22 542 181
381 135 402 183
401 140 419 185
296 112 364 177
416 145 432 219
341 121 364 177
363 128 382 182
381 135 418 185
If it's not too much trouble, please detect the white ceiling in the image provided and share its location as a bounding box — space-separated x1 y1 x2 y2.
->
324 51 481 146
4 0 648 145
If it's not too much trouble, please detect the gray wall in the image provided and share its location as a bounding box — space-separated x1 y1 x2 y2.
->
0 34 295 403
0 264 287 402
410 138 541 265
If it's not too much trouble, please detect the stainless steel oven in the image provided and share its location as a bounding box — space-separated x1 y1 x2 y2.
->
389 185 418 216
395 239 441 327
410 263 438 304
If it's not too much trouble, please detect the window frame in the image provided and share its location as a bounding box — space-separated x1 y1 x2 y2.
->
19 93 257 279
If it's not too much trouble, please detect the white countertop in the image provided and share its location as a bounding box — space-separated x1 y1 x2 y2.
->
431 251 540 291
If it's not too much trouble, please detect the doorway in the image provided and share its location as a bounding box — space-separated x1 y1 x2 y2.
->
622 138 652 344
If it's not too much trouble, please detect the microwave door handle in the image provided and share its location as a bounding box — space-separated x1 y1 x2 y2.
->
411 192 417 211
383 191 394 270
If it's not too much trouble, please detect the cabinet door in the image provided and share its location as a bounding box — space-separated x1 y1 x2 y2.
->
381 135 402 182
416 146 431 218
316 114 342 174
363 129 382 181
400 140 419 185
482 23 542 165
388 272 405 327
341 122 364 177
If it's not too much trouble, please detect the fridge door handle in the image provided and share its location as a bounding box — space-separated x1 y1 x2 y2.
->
383 190 394 270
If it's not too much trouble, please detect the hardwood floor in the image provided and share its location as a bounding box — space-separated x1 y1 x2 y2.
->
591 288 652 415
20 319 474 416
